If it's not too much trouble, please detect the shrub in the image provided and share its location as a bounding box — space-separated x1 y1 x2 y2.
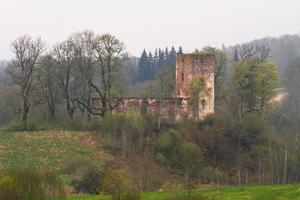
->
7 119 47 131
71 167 103 194
156 129 183 167
0 168 65 200
118 192 141 200
99 113 145 156
98 169 140 200
53 120 86 131
7 120 24 131
26 119 47 131
0 176 17 199
63 158 103 194
164 193 206 200
51 118 101 131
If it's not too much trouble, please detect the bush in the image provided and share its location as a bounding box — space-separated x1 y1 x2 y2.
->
156 129 183 167
52 118 101 131
63 158 103 194
7 119 47 131
0 168 65 200
99 113 145 156
118 192 141 200
26 119 47 131
98 169 140 200
7 120 24 131
71 167 103 194
0 176 17 199
52 120 86 131
164 193 206 200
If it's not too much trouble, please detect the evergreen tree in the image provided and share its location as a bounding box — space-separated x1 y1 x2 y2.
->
233 47 239 62
154 49 159 72
169 46 177 66
165 47 170 66
158 49 165 68
137 46 180 82
137 50 149 82
148 52 155 79
178 46 183 54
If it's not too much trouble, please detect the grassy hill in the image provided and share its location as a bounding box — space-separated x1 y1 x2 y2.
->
0 130 110 179
68 184 300 200
1 130 300 200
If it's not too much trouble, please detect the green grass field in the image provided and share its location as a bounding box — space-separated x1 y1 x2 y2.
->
67 184 300 200
0 130 109 179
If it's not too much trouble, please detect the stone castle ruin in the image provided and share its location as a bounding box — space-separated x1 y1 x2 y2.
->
92 54 214 120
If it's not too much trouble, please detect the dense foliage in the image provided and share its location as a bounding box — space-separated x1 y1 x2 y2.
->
1 31 300 197
0 168 65 200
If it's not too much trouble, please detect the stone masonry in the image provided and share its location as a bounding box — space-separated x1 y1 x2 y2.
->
92 53 215 120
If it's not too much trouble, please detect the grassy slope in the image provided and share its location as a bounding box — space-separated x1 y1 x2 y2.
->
0 130 109 176
1 130 300 199
68 184 300 200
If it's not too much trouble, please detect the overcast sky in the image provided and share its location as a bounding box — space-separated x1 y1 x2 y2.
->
0 0 299 59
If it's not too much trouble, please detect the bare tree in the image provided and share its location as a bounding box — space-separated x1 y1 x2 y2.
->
69 31 95 120
52 41 78 120
92 33 125 116
239 44 271 62
68 31 125 117
33 55 62 121
7 35 45 129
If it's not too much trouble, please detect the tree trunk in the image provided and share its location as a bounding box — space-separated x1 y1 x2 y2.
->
258 157 262 184
22 95 30 130
186 172 191 200
283 146 288 184
277 164 280 184
245 168 248 185
237 167 241 186
48 101 56 122
269 132 273 184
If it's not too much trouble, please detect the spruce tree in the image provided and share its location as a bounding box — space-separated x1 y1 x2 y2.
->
148 52 155 80
154 49 159 72
178 46 183 54
158 48 165 68
165 47 170 66
169 46 177 67
233 47 239 62
137 49 149 82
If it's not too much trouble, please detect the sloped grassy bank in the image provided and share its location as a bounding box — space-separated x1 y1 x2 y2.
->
68 184 300 200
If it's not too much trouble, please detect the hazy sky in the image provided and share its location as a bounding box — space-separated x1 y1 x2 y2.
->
0 0 299 59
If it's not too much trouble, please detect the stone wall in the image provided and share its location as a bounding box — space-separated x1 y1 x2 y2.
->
91 98 190 121
91 53 215 120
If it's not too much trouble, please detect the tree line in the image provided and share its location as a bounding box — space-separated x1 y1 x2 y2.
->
4 31 127 129
136 47 182 82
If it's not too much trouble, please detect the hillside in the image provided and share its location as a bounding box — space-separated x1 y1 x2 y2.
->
1 130 300 199
68 184 300 200
227 34 300 75
0 130 110 176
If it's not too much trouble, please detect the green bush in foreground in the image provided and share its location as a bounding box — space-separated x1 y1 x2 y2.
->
63 158 103 194
0 168 66 200
164 193 206 200
8 119 47 131
98 169 141 200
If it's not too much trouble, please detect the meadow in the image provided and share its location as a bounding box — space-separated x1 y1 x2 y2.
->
0 130 109 181
67 184 300 200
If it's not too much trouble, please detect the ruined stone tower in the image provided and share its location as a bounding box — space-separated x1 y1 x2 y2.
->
92 53 215 121
175 54 215 119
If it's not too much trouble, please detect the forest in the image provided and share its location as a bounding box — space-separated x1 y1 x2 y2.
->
0 32 300 199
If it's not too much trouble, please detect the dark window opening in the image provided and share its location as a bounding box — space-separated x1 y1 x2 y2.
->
181 72 184 82
201 99 206 109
